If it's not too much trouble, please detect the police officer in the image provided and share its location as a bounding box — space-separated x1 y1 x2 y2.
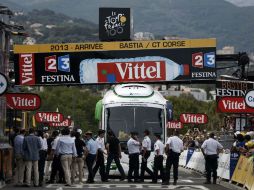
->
163 130 183 185
140 130 154 182
201 133 223 184
152 133 164 183
85 131 98 183
127 132 141 182
93 130 107 182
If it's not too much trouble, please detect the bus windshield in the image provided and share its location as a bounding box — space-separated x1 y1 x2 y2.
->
106 106 165 143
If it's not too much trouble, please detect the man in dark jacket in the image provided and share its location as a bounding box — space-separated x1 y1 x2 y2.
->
23 128 42 187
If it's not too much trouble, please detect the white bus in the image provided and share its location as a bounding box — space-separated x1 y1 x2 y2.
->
95 83 173 175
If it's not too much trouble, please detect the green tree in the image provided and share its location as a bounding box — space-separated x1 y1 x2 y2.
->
33 86 101 132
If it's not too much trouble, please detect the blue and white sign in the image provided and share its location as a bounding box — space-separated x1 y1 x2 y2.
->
58 54 70 72
245 90 254 108
204 52 215 68
0 73 8 95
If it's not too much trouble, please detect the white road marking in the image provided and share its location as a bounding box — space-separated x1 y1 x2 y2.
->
47 184 209 190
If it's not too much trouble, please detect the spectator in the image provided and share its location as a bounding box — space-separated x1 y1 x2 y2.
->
23 128 42 187
71 131 86 184
38 130 48 186
13 129 26 186
105 130 126 181
55 128 77 186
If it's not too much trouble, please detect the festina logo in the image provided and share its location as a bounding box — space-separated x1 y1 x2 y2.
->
180 113 208 124
19 54 35 85
97 61 166 82
35 112 64 123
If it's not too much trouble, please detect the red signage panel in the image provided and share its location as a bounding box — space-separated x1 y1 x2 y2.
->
35 112 64 123
49 118 71 127
217 97 254 113
180 113 208 124
19 53 35 85
168 121 183 129
6 93 41 110
97 61 166 83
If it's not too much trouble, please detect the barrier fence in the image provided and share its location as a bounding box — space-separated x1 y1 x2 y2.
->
179 149 254 190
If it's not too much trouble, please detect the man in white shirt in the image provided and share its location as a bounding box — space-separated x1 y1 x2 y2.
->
140 130 154 182
127 132 141 182
55 128 77 186
152 133 164 183
163 130 183 185
201 133 223 184
93 129 107 182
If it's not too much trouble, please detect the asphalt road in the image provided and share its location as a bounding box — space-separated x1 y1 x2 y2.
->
3 167 240 190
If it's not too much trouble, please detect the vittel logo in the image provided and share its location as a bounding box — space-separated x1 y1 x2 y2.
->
19 54 35 85
97 61 166 83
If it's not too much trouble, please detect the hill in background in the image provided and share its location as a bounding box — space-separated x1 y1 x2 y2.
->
2 0 254 52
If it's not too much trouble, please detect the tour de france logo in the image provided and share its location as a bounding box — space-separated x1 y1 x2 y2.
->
104 11 127 37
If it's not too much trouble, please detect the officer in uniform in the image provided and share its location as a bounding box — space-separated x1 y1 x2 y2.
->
93 130 107 182
85 131 98 183
127 132 141 182
152 133 164 183
201 133 223 184
163 130 183 185
140 130 154 182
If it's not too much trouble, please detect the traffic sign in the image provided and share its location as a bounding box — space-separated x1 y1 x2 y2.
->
0 72 8 96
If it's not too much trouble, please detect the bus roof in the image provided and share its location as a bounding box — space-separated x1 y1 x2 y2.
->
102 84 167 107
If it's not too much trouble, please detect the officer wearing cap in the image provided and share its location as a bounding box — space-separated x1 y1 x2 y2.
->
93 130 107 182
140 130 153 182
163 130 183 185
201 133 223 184
127 132 141 182
85 131 98 183
152 133 164 183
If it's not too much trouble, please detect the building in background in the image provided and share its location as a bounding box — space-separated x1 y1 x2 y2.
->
159 85 207 101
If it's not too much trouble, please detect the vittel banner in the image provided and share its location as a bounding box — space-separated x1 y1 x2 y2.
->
5 93 41 110
168 121 183 129
216 80 254 113
35 112 64 123
14 39 216 85
180 113 208 124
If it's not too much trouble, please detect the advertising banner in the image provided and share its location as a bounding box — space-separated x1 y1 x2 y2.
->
180 113 208 124
5 93 41 110
216 80 254 113
99 8 132 41
14 39 216 86
35 112 64 123
167 120 183 129
49 118 71 127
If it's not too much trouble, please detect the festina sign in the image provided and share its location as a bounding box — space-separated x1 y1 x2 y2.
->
35 112 64 123
49 118 71 127
217 97 254 113
180 113 208 124
14 39 216 85
168 121 183 129
5 93 41 110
